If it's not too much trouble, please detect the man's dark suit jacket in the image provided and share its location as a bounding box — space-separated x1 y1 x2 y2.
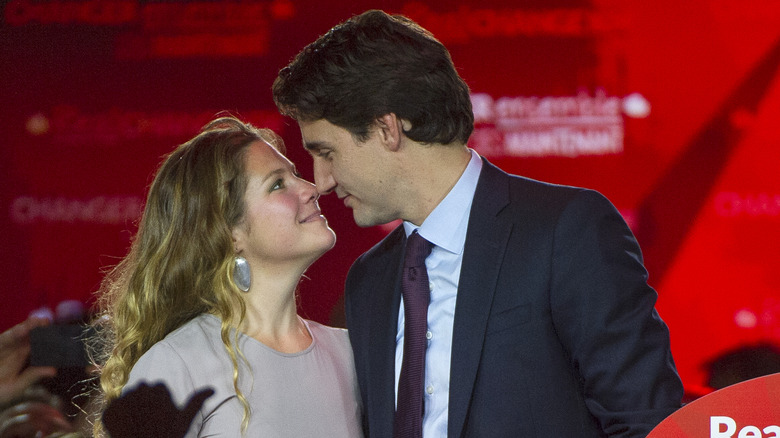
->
344 158 683 437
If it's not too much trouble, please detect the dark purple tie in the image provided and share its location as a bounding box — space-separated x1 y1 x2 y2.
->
394 231 434 438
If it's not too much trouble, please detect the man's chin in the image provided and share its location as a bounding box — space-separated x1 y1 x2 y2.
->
353 214 378 228
353 210 401 229
351 209 381 228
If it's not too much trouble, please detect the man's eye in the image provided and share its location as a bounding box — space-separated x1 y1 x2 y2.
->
271 178 285 191
318 150 332 159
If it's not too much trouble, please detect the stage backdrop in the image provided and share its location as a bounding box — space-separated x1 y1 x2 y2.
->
2 0 779 395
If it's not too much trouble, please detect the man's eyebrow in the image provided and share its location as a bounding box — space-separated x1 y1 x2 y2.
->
303 141 327 152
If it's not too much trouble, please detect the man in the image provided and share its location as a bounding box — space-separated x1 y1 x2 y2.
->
272 9 683 437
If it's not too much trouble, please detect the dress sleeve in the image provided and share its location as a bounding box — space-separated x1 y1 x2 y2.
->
549 189 683 437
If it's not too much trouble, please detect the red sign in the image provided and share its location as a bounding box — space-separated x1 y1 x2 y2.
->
649 373 780 437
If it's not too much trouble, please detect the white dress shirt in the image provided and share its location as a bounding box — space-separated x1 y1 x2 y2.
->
396 149 482 437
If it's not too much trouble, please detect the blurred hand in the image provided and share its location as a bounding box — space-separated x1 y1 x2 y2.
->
0 400 75 438
102 383 213 438
0 318 57 406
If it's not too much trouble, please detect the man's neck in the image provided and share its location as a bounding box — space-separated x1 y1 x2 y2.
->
400 143 472 226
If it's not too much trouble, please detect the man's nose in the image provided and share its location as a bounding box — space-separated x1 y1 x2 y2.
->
313 161 337 195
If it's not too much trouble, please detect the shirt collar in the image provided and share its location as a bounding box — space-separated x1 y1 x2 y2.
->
403 149 482 254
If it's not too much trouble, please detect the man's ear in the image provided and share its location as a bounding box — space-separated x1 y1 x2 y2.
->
375 113 406 152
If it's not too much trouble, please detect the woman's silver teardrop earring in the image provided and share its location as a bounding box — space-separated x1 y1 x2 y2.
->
233 256 251 292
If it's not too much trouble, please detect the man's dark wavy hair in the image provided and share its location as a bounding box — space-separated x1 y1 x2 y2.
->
272 9 474 145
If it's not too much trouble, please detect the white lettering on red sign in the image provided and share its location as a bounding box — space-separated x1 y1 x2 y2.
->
470 90 637 158
711 416 780 438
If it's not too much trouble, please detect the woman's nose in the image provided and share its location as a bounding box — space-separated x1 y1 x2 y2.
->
300 179 319 202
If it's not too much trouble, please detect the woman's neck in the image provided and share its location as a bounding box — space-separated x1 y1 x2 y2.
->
238 273 312 353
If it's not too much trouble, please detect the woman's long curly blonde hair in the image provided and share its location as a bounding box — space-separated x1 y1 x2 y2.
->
89 116 285 436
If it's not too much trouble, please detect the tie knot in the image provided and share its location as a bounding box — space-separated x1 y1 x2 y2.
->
404 231 434 268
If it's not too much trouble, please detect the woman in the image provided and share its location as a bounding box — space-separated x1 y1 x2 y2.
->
91 117 362 437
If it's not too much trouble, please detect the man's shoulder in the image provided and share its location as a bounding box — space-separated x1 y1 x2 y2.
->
344 225 405 299
479 158 585 197
476 159 595 212
354 224 405 265
474 159 621 232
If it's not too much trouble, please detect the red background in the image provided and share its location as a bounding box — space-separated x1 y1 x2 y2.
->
2 0 779 397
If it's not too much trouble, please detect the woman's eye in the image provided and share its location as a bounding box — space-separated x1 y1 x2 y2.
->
271 179 285 191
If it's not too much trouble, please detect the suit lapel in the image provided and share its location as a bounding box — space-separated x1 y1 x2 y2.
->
448 160 513 438
367 228 406 438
